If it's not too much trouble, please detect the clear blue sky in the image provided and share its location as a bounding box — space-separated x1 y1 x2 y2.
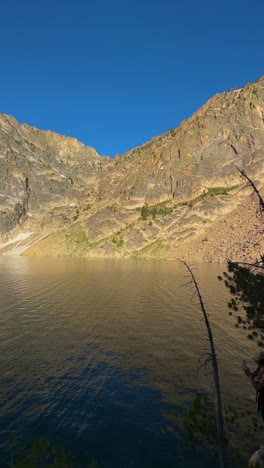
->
0 0 263 157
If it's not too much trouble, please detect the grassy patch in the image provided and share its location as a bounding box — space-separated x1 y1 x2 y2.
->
207 186 239 196
133 240 169 259
136 201 173 220
179 185 239 208
146 204 173 219
135 185 239 219
65 223 90 247
112 231 124 248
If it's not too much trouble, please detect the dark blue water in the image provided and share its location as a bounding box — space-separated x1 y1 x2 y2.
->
0 257 257 466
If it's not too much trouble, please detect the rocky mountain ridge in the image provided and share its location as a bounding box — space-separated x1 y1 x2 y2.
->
0 77 264 261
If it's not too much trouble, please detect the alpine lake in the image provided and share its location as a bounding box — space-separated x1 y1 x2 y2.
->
0 256 261 467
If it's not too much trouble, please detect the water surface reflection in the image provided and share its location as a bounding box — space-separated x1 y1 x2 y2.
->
0 257 257 466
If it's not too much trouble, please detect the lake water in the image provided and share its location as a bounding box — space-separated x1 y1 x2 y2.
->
0 256 259 466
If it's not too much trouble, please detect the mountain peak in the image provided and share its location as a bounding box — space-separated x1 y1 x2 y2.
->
0 77 263 262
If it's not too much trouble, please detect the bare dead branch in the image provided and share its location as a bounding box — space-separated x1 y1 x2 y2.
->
236 166 264 216
179 259 226 468
197 353 212 372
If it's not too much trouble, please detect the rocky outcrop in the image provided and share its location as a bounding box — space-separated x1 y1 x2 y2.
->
0 113 109 233
0 77 264 261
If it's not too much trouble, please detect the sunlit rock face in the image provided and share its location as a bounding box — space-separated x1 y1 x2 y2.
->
0 77 264 261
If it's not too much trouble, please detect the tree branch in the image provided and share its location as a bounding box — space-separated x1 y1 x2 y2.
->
236 166 264 215
179 259 226 468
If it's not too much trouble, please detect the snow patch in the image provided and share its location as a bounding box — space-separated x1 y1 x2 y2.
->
0 232 35 248
2 234 46 256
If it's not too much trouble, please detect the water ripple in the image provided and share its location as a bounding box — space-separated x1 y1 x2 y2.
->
0 257 256 466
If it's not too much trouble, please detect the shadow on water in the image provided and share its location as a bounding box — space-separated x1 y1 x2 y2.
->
0 257 259 466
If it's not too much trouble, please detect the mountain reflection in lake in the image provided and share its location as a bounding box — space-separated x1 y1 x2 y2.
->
0 257 258 466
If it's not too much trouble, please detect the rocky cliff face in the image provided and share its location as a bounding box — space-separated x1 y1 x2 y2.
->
0 77 264 261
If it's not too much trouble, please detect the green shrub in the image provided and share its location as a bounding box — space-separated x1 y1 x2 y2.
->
112 232 124 248
139 203 173 220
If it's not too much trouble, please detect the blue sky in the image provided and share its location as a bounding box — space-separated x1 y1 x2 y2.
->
0 0 263 157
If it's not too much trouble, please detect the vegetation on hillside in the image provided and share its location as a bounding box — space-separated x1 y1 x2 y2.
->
181 169 264 466
218 169 264 345
137 185 240 220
